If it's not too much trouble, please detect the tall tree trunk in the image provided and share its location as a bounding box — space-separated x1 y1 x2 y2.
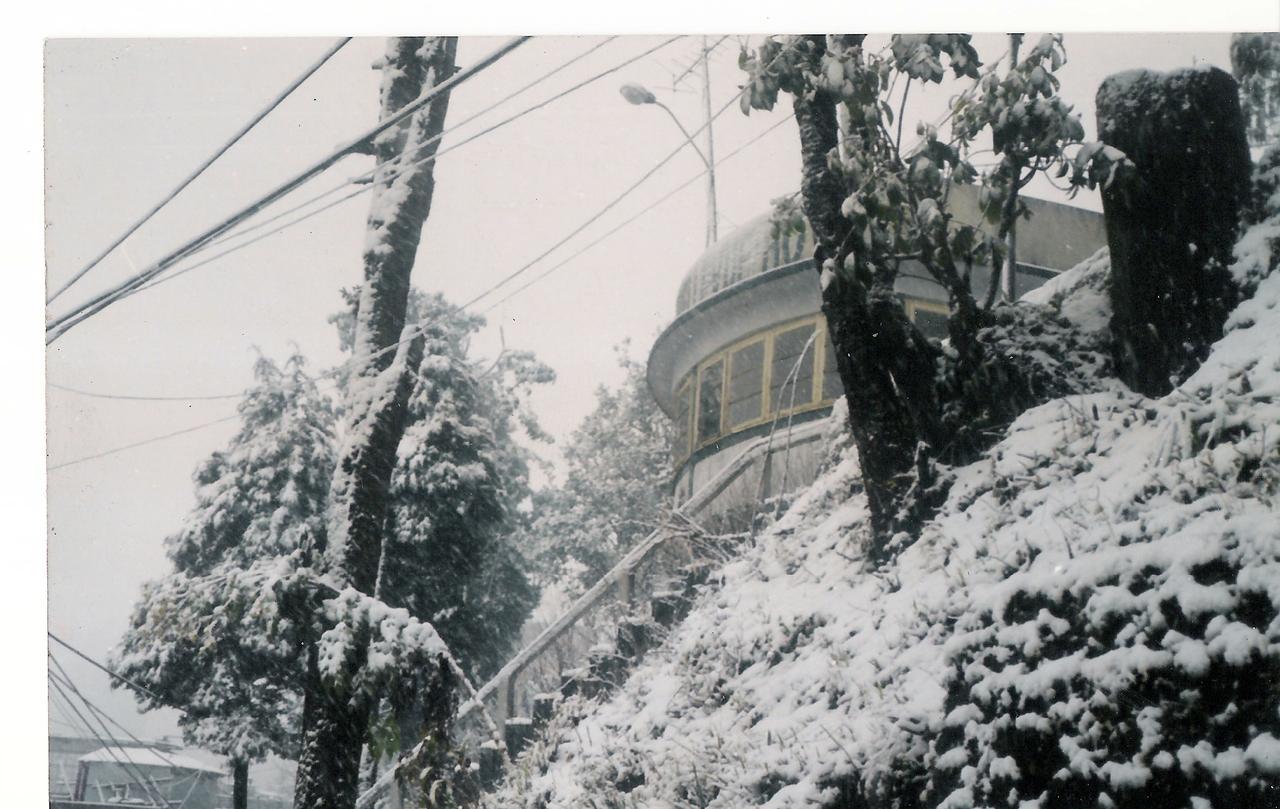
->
231 759 249 809
791 35 942 556
293 36 457 809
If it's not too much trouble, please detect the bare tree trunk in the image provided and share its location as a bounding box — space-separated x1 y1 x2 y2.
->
293 36 457 809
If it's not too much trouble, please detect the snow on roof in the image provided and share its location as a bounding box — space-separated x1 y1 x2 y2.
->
78 746 224 774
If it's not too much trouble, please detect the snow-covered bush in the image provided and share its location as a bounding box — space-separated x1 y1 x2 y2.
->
491 221 1280 808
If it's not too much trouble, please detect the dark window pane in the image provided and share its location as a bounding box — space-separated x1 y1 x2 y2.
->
911 306 949 339
697 360 724 444
728 341 765 427
821 330 844 401
771 324 816 412
673 380 692 462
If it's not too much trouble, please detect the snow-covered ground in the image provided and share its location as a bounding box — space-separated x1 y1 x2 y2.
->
492 203 1280 807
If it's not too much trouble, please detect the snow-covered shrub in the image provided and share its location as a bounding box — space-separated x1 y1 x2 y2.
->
493 222 1279 808
938 260 1116 460
1237 145 1280 296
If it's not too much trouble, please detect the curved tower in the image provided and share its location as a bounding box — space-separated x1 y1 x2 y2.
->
647 185 1106 523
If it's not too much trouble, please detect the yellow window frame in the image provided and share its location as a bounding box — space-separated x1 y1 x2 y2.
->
683 315 841 461
725 334 768 431
672 375 693 463
766 317 824 420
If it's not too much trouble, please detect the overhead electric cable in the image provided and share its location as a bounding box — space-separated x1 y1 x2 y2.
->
481 112 795 312
185 35 632 251
46 37 351 305
44 115 788 437
46 35 532 344
125 36 685 300
48 655 182 770
47 36 675 338
48 632 170 704
326 45 807 434
46 41 794 469
47 672 167 805
48 381 246 402
46 413 241 471
235 71 766 387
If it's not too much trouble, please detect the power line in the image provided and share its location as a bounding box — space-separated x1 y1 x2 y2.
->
48 381 247 402
46 38 351 305
45 43 796 467
46 36 532 345
193 66 758 389
49 632 171 704
44 36 525 342
118 36 685 302
48 38 690 410
42 115 790 465
180 36 630 255
47 672 167 805
47 412 240 471
49 47 790 417
482 111 796 312
48 654 183 771
304 46 801 413
46 36 674 342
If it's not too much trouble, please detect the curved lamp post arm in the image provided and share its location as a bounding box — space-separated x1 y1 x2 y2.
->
652 100 713 170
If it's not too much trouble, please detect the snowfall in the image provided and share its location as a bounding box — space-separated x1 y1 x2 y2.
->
490 188 1280 807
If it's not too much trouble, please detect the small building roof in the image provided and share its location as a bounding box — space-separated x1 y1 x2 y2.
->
78 746 224 774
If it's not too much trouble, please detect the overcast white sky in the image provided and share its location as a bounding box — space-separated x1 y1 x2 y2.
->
23 7 1275 799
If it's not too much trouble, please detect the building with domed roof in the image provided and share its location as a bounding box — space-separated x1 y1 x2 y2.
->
647 185 1106 523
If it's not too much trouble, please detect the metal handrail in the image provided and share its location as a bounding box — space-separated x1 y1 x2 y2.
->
355 424 810 808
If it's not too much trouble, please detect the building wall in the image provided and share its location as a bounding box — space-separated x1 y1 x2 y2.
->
675 415 831 529
651 191 1107 524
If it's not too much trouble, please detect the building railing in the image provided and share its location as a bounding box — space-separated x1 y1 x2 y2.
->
354 423 823 809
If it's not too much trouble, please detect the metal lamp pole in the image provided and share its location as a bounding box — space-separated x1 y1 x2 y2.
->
620 78 719 247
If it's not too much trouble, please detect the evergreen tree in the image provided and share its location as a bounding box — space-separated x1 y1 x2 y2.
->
523 348 673 594
1232 32 1280 148
377 291 551 683
113 354 336 809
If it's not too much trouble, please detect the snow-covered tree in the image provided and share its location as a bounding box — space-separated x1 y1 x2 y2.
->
113 353 336 809
334 286 553 784
376 291 551 683
738 35 1139 555
522 348 673 594
292 37 459 809
1232 32 1280 148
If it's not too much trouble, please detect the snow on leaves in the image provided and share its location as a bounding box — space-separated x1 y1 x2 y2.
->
317 587 448 697
114 355 334 764
166 355 334 576
495 217 1280 808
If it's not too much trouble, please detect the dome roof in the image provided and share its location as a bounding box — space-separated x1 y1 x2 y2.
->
673 187 1108 317
675 211 815 315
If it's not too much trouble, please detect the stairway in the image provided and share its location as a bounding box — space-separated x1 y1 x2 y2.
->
356 428 810 808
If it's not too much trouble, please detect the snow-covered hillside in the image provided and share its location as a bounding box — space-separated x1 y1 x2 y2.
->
492 204 1280 808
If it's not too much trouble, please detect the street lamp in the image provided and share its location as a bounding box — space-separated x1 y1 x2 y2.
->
620 82 718 246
